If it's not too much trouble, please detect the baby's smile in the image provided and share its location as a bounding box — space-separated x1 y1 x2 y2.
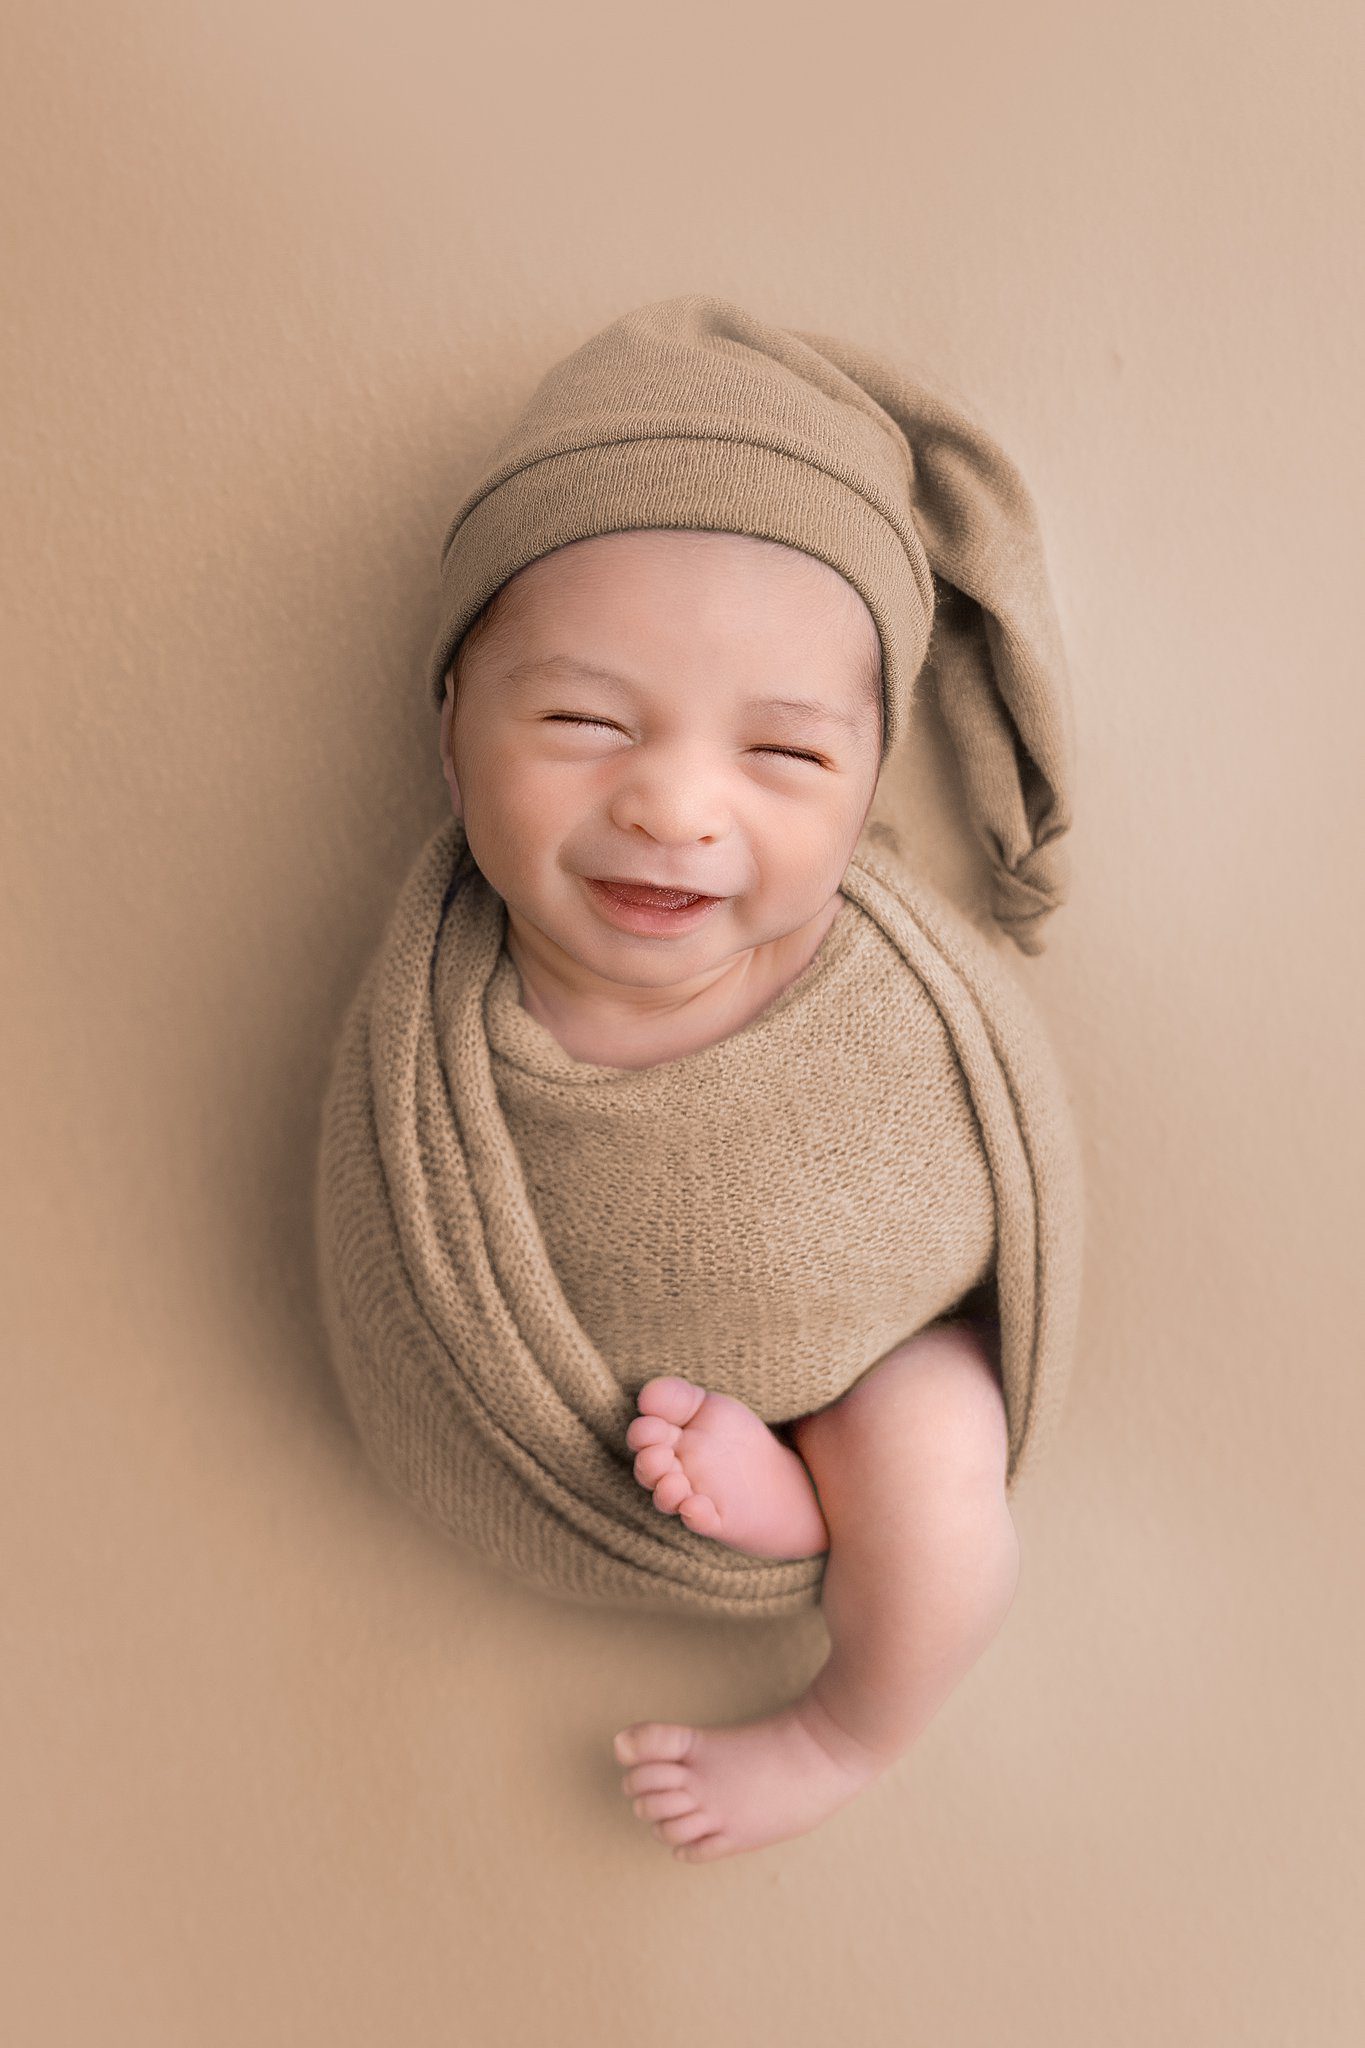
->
581 873 726 936
437 526 883 1068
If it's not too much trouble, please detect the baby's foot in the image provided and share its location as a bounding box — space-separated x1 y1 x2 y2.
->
614 1692 889 1862
625 1376 829 1560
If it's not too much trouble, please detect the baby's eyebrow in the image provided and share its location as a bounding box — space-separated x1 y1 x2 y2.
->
502 654 867 734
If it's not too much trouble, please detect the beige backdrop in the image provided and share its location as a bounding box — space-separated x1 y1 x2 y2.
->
4 1 1363 2042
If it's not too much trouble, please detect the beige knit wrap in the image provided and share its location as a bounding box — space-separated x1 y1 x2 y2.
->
312 294 1085 1619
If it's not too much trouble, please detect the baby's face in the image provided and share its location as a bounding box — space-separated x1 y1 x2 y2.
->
439 528 883 996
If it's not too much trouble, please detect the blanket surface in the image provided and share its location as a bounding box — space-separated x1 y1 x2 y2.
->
314 815 1084 1619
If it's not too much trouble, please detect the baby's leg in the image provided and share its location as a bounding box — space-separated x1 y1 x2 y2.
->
790 1321 1019 1769
614 1321 1019 1860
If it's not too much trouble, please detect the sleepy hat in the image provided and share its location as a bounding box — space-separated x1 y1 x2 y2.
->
423 293 1075 955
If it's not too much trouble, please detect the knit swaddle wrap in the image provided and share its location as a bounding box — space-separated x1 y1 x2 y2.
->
314 812 1084 1619
313 291 1085 1617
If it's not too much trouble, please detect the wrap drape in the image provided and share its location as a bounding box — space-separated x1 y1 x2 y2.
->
313 813 1084 1619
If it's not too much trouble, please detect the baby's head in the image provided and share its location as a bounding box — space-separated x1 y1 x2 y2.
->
438 527 884 993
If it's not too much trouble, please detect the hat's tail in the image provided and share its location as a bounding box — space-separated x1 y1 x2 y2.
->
794 328 1076 956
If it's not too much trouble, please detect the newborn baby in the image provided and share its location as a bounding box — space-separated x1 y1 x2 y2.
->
438 524 1019 1863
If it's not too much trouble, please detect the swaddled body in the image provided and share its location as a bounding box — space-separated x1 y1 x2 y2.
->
319 794 1076 1625
485 888 996 1425
316 292 1083 1861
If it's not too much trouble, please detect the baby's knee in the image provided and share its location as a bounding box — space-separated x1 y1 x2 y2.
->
807 1323 1011 1491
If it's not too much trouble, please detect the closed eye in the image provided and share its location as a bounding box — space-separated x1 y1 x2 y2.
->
545 713 827 767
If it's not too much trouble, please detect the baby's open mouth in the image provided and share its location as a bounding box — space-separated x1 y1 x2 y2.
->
588 879 718 908
584 877 726 930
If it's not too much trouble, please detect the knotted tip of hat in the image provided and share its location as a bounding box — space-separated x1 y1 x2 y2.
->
988 835 1071 956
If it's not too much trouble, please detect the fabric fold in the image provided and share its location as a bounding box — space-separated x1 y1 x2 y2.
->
314 814 1085 1620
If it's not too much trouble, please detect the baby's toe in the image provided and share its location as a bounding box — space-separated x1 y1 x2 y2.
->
650 1470 693 1514
631 1443 678 1486
625 1414 675 1451
632 1788 697 1821
635 1376 707 1426
620 1760 689 1797
677 1492 722 1538
654 1810 720 1846
614 1721 698 1766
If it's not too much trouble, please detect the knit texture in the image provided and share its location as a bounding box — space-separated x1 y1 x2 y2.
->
486 891 996 1414
313 814 1085 1620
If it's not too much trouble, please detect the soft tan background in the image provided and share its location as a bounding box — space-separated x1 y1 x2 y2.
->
4 1 1362 2041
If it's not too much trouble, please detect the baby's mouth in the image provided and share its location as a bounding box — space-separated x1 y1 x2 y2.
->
588 879 718 908
583 877 728 932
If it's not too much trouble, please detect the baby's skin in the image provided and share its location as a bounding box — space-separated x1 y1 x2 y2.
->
615 1317 1019 1861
